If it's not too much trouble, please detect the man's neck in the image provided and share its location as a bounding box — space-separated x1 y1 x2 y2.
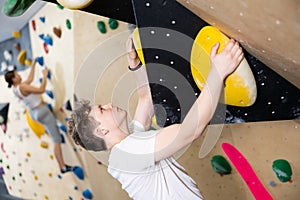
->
108 122 129 150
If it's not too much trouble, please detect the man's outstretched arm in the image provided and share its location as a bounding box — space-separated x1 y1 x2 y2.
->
155 39 244 161
126 35 154 130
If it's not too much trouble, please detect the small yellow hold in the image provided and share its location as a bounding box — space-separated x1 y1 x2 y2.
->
44 195 49 200
48 172 52 177
34 175 38 180
132 28 145 65
26 152 31 157
17 50 26 66
49 154 54 160
12 31 21 38
25 59 32 66
40 141 49 149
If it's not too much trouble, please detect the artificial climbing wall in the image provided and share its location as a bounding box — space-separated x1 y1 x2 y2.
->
177 0 300 89
1 1 299 200
0 2 131 199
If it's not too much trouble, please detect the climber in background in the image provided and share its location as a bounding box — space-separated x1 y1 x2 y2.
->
4 59 73 174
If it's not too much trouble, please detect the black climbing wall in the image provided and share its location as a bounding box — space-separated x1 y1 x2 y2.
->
131 0 300 127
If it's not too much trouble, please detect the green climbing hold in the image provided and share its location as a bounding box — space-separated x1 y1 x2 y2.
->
66 19 71 30
2 0 36 17
108 18 119 30
57 3 64 9
211 155 232 175
272 159 292 182
97 21 106 34
19 172 22 177
12 176 15 181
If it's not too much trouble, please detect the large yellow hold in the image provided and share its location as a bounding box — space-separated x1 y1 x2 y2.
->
25 110 45 138
191 26 257 107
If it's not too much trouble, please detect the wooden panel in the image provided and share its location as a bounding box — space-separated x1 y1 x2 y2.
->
178 120 300 200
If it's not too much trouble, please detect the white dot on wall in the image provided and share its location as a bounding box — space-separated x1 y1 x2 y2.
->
150 30 155 34
262 50 266 53
174 86 177 89
210 6 214 10
166 33 170 37
195 93 198 96
171 20 176 25
159 78 163 82
163 99 167 102
166 118 169 121
268 102 272 105
177 108 181 111
238 29 241 33
239 12 244 16
271 111 275 114
295 126 298 129
261 83 265 86
155 55 159 59
145 2 150 7
267 37 272 41
281 96 284 100
275 20 281 25
244 113 248 116
170 60 174 65
284 68 287 72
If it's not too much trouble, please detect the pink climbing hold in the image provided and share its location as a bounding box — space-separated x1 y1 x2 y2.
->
222 143 273 200
1 124 6 133
1 142 6 153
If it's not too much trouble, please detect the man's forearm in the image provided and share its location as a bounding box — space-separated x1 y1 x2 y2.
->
180 67 224 140
132 66 152 99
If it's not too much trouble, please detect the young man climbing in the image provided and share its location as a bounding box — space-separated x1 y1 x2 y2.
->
68 34 244 199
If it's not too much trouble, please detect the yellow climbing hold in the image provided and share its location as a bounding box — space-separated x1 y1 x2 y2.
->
25 109 45 138
26 152 31 157
48 172 52 177
25 59 32 66
12 31 21 38
17 50 26 66
132 28 145 65
34 175 38 180
40 141 49 149
190 26 257 107
49 154 54 160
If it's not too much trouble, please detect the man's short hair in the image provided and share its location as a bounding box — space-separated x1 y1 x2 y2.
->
68 100 107 151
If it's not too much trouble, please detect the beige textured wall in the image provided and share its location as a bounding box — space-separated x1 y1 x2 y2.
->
177 0 300 88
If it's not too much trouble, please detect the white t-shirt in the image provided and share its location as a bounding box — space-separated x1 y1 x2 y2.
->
108 120 203 200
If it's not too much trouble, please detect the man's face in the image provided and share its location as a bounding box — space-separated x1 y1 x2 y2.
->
89 103 127 134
